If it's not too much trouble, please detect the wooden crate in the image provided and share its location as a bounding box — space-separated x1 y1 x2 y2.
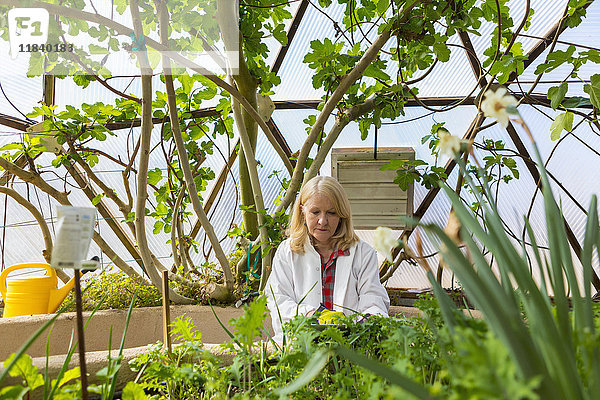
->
331 147 414 229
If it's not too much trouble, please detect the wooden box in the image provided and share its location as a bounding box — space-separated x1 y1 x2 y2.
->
331 147 414 230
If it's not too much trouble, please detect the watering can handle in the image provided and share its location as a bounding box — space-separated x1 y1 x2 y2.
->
0 263 54 299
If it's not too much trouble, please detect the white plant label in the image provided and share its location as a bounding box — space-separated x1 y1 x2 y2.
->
51 206 97 270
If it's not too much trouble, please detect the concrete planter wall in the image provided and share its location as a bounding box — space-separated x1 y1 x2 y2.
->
0 305 421 397
0 305 263 360
0 305 263 397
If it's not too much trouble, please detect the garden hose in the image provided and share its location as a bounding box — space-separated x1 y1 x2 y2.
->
244 244 261 293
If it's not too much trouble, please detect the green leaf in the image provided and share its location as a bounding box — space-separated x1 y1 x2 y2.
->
121 381 148 400
272 24 288 46
88 44 109 54
561 96 591 108
583 74 600 110
534 45 576 74
147 168 163 186
363 64 391 82
153 220 164 235
550 112 573 140
335 346 432 399
3 354 43 391
380 159 406 171
376 0 389 15
275 348 332 396
56 367 80 388
230 296 268 347
547 82 568 110
170 316 203 344
92 194 104 206
0 385 28 400
155 202 168 217
394 170 418 191
433 42 450 62
0 143 23 151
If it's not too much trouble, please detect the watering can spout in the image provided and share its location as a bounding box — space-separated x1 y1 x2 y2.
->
48 273 78 314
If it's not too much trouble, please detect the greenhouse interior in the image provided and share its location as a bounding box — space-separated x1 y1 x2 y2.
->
1 0 600 398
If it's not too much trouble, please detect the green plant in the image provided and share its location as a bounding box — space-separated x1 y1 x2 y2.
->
130 315 217 399
0 299 75 396
64 270 161 311
220 296 271 394
421 151 600 399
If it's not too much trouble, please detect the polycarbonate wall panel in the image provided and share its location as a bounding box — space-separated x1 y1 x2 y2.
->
411 35 479 98
0 41 43 122
272 2 346 101
0 126 25 148
514 3 600 101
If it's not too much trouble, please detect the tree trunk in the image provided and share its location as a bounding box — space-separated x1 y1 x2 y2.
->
130 0 193 305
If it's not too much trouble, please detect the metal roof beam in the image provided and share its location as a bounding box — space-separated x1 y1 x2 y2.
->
0 113 30 132
270 0 310 75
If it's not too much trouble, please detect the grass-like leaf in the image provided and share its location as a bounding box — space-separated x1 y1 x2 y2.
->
274 348 332 397
334 346 434 399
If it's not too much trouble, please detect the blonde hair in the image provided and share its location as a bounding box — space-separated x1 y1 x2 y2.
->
288 176 359 253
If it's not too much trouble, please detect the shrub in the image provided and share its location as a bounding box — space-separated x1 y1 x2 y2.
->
64 270 161 311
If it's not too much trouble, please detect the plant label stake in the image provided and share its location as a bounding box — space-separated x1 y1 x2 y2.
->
162 270 172 354
73 270 88 400
50 206 97 400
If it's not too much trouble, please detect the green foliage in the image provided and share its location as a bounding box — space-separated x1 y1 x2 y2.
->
547 82 569 110
413 139 600 399
238 205 289 257
64 271 162 311
3 353 45 393
1 353 81 400
1 289 143 399
130 316 215 399
131 292 553 399
380 158 447 191
225 296 268 352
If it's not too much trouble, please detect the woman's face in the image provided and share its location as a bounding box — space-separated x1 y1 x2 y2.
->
301 193 341 248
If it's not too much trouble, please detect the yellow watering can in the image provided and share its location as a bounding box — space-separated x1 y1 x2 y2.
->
0 263 76 318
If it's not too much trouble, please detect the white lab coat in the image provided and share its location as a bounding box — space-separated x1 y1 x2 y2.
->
265 238 390 342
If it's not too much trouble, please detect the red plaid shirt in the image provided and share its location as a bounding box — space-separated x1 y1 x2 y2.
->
321 249 350 310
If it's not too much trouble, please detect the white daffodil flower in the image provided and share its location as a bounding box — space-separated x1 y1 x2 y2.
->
438 128 462 157
481 87 519 128
373 226 397 262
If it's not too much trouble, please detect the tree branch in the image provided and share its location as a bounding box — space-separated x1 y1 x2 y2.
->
130 0 194 304
155 0 234 295
303 98 378 184
0 0 292 175
276 0 420 214
0 185 70 283
232 95 272 290
68 142 136 235
170 182 187 271
0 158 69 205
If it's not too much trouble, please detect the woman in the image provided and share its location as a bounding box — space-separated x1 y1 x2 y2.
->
265 176 390 342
